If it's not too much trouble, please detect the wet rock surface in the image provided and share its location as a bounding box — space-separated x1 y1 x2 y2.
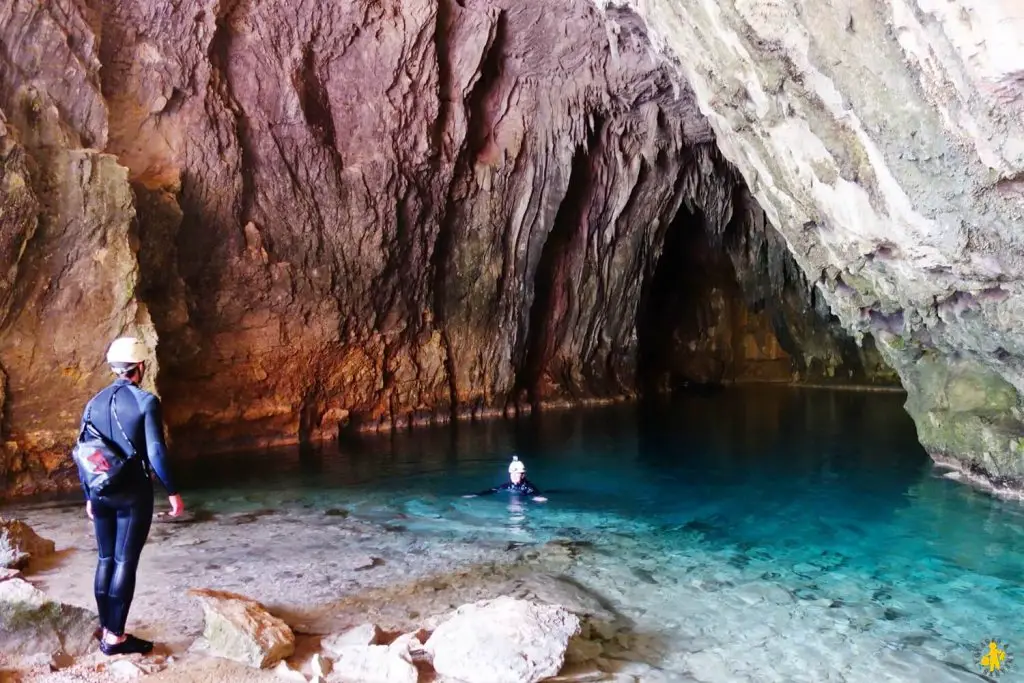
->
0 488 995 683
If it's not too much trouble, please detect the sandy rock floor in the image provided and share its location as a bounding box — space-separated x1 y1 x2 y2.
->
0 499 628 682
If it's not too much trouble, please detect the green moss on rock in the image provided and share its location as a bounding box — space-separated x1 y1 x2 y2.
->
0 576 97 657
899 353 1024 483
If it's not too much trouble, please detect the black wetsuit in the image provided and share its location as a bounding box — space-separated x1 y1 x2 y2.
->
78 378 177 637
476 479 542 496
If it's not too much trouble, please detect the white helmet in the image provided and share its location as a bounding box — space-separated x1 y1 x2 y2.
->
508 455 526 474
106 337 149 365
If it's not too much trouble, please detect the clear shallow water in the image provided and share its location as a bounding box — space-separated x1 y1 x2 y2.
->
111 388 1024 678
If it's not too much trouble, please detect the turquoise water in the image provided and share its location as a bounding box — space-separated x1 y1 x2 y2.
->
171 387 1024 680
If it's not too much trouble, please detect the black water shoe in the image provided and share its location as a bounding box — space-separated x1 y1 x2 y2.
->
100 634 154 656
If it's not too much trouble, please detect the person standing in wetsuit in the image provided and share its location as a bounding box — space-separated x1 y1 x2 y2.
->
79 337 184 656
463 455 547 502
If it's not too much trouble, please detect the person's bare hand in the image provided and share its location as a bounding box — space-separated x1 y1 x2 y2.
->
85 500 93 520
168 494 185 517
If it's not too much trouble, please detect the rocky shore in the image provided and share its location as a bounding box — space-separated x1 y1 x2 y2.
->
0 506 675 683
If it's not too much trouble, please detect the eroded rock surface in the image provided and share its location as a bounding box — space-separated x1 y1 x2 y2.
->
0 576 97 658
322 645 418 683
593 0 1024 489
0 81 157 496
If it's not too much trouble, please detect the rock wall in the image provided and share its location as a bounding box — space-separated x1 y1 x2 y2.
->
1 0 896 495
595 0 1024 493
0 103 157 493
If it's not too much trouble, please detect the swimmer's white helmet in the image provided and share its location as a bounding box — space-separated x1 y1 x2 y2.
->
106 337 149 365
509 455 526 473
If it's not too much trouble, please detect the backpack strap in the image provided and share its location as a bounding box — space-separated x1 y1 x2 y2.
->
109 385 137 458
110 385 153 477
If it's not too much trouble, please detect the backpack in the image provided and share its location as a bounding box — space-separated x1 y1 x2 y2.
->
71 385 140 497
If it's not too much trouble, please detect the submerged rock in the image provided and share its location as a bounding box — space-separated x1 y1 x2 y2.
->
0 518 55 569
0 576 97 657
513 574 618 624
187 588 295 668
425 596 581 683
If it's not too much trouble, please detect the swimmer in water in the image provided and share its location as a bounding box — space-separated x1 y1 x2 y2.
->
463 455 547 503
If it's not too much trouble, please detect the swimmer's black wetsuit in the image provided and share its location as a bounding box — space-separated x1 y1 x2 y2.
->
79 377 177 641
475 479 542 496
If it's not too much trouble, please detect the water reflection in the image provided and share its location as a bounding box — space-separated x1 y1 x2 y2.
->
506 498 528 536
170 387 931 501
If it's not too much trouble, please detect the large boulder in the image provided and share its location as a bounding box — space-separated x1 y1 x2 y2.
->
0 575 96 657
424 597 581 683
0 518 55 569
187 588 294 668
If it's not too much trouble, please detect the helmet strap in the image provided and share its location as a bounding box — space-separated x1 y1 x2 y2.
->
112 362 142 380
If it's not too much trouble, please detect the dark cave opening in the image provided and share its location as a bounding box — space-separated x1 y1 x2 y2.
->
637 190 901 396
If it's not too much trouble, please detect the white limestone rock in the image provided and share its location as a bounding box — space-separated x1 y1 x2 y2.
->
424 596 581 683
322 644 417 683
321 622 382 654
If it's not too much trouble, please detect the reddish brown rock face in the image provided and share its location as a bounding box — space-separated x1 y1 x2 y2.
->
0 0 891 495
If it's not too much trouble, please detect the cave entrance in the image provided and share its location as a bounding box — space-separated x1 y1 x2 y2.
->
637 191 899 395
